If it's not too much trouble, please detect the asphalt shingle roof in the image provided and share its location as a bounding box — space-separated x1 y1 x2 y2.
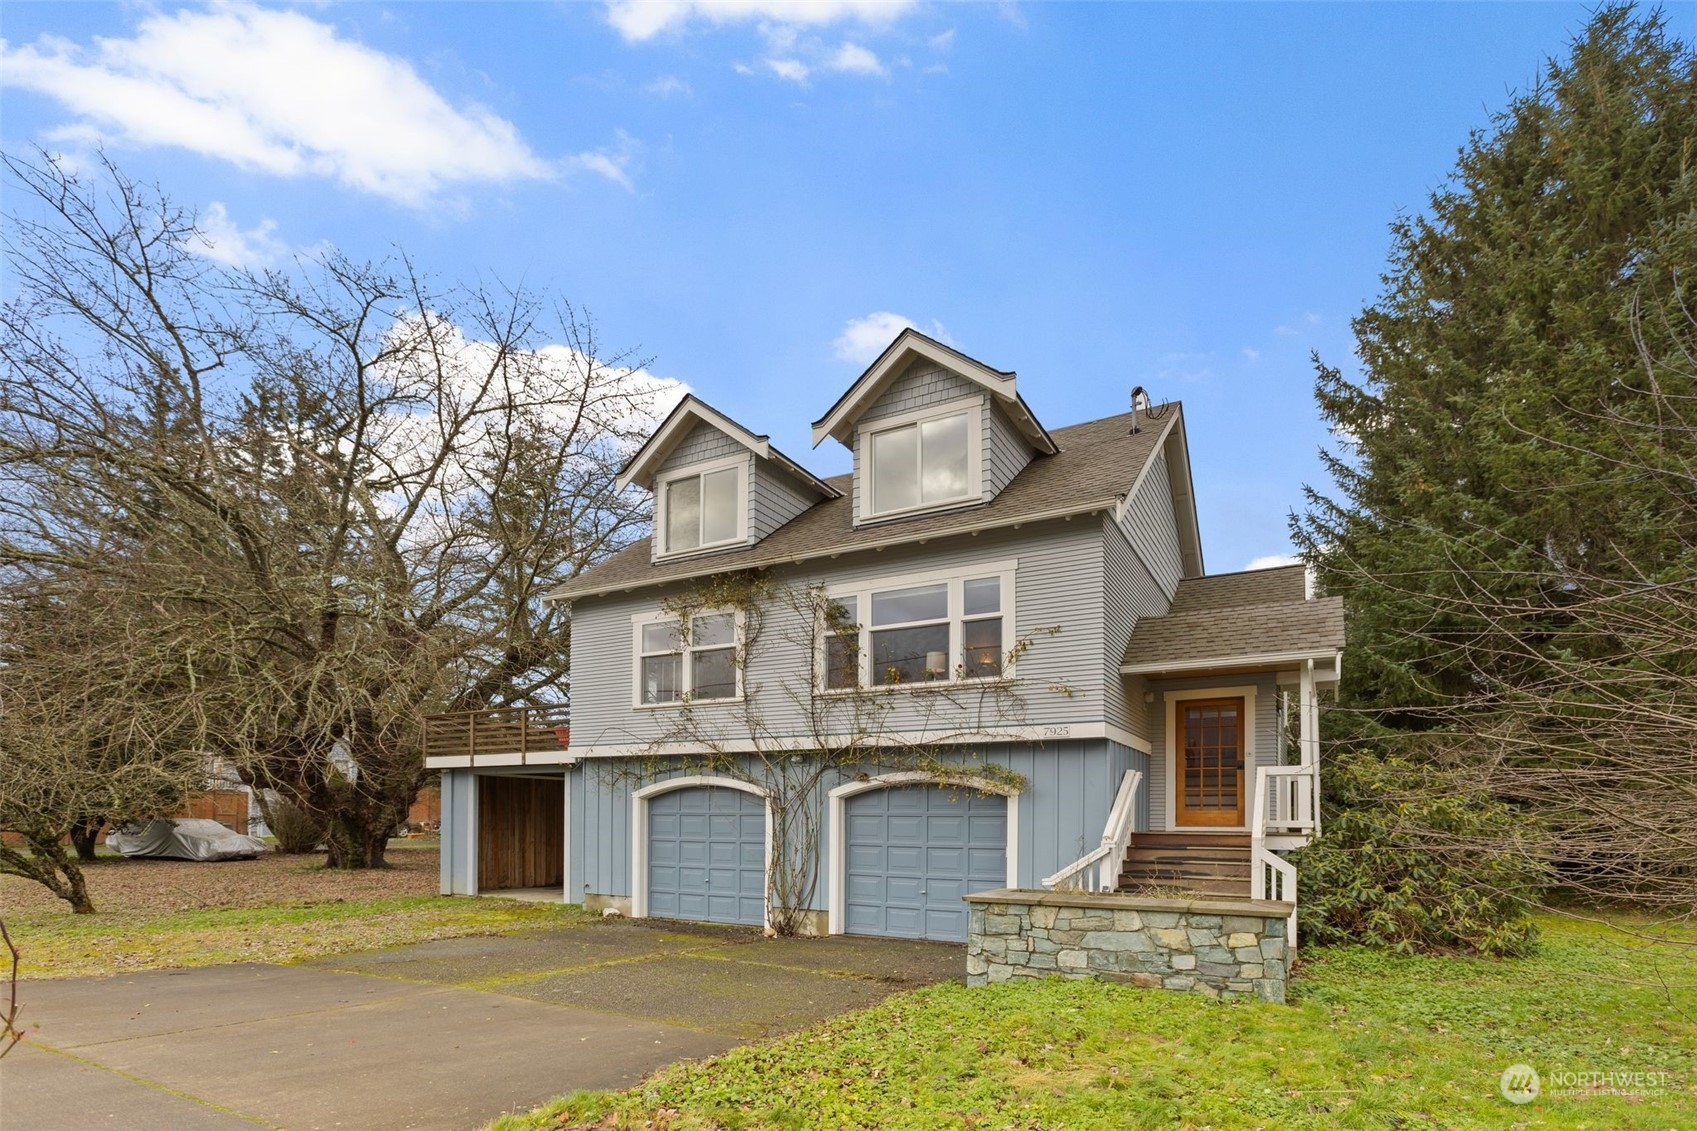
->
547 407 1173 602
1121 566 1344 672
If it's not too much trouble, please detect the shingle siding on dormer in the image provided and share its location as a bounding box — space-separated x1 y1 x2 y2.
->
656 421 744 475
1118 452 1185 596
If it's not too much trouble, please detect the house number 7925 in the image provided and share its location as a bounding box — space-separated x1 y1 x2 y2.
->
1040 725 1072 738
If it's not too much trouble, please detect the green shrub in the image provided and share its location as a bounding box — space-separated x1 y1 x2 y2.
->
1291 746 1542 957
264 798 325 855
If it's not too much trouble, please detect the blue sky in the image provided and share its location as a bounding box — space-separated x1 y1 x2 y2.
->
5 2 1686 572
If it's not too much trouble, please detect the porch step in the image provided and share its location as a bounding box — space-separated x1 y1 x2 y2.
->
1117 833 1253 899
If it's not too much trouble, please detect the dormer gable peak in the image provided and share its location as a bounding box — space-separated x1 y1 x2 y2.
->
617 394 839 498
810 328 1057 455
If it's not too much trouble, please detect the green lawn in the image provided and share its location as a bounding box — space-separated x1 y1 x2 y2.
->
10 895 595 978
3 844 596 978
492 913 1697 1131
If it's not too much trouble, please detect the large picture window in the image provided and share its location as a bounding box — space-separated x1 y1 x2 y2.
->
638 612 738 705
822 565 1012 690
864 402 979 517
659 461 744 556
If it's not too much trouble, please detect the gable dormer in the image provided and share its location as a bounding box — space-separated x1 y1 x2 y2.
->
618 396 839 562
811 329 1057 527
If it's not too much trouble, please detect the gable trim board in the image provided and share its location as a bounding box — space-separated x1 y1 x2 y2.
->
826 771 1021 936
630 775 774 926
1161 685 1259 833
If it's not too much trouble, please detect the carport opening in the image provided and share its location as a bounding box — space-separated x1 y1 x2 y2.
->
477 774 564 893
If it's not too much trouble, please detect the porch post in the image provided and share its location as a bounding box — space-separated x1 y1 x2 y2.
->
1300 658 1320 838
1299 659 1318 767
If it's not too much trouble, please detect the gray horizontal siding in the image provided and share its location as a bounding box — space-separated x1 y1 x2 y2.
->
1120 452 1185 595
658 421 744 474
985 400 1032 500
566 518 1109 752
570 739 1147 908
750 462 817 542
1145 671 1281 830
1100 517 1170 739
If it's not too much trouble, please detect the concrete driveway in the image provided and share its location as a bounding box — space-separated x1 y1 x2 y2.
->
2 919 962 1131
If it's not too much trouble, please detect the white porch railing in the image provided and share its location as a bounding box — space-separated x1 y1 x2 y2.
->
1042 769 1143 893
1250 764 1317 948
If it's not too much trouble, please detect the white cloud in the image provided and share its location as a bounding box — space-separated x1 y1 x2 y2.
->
929 28 957 50
1156 351 1214 384
833 311 952 365
0 3 551 207
644 74 693 97
1241 347 1261 362
766 58 811 83
827 42 886 76
606 0 916 42
565 131 641 191
1245 554 1301 571
193 202 290 268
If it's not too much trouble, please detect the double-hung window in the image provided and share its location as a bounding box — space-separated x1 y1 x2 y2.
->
658 458 745 557
638 612 738 705
822 564 1013 690
863 399 981 518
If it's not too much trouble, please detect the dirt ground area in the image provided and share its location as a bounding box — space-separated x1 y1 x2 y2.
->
1 840 440 915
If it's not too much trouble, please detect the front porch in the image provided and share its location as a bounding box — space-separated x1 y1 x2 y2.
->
1042 565 1344 944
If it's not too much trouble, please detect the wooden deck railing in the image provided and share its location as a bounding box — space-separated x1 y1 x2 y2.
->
422 705 571 764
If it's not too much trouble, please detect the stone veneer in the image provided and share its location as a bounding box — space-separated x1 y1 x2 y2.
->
964 889 1294 1003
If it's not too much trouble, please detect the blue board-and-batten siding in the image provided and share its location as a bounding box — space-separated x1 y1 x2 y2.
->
558 738 1145 912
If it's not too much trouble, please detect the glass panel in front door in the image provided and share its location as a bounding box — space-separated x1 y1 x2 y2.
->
1180 700 1242 824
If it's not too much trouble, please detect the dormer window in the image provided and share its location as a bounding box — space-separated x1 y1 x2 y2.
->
657 457 746 556
864 398 982 519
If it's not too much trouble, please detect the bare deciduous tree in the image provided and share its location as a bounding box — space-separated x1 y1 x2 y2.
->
1 149 666 875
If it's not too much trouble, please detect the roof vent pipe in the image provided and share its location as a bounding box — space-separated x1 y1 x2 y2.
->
1129 386 1153 434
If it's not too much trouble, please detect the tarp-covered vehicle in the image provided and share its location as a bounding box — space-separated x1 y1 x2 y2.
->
106 818 267 861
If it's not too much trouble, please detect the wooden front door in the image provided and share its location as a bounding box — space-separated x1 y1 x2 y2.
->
1176 698 1246 827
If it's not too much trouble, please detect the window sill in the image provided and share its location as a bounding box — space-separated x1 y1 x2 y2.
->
651 538 752 564
815 676 1015 699
634 696 746 711
855 496 985 528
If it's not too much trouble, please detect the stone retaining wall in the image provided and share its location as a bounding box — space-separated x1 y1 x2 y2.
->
964 889 1293 1003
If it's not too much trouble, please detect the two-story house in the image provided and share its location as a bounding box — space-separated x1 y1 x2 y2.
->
423 329 1342 944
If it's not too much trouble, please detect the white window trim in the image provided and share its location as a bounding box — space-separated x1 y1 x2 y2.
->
1161 685 1258 832
857 395 984 522
631 775 773 927
631 607 745 709
652 453 752 562
826 772 1021 936
817 559 1018 694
